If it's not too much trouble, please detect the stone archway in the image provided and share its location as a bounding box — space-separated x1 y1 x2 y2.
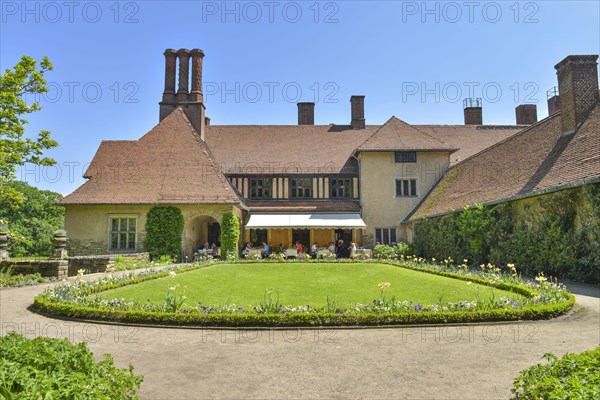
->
182 215 220 261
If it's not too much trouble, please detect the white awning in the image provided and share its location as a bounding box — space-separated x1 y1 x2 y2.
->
245 213 367 229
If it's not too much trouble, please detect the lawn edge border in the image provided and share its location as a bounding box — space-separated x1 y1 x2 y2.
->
31 261 576 328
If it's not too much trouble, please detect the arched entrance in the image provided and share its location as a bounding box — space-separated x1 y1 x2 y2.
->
182 215 220 260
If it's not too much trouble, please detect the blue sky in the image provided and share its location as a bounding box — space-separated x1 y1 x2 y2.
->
1 0 599 195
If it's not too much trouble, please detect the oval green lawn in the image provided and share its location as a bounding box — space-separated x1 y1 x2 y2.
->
101 263 523 308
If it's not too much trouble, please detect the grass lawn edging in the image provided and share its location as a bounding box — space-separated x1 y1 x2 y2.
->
32 261 575 328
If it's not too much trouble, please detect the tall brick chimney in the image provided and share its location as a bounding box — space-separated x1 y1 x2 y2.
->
162 49 177 104
555 55 599 133
350 95 365 129
297 102 315 125
463 98 482 125
515 104 538 125
189 49 204 102
547 87 560 115
176 49 191 102
159 48 207 140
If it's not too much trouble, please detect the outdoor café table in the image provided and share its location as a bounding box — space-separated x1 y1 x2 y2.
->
317 249 331 258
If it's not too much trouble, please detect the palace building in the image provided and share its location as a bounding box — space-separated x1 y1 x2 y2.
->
60 50 600 258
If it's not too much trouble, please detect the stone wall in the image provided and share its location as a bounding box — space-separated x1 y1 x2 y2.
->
68 256 115 276
1 260 68 279
116 252 150 262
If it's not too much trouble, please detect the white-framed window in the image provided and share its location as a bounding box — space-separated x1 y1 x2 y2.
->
375 228 397 245
109 216 137 251
395 178 418 197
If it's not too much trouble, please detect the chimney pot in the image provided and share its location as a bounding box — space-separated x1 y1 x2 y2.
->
515 104 538 125
350 95 365 129
554 55 599 133
547 87 560 115
205 116 211 126
463 98 483 125
297 102 315 125
162 49 177 103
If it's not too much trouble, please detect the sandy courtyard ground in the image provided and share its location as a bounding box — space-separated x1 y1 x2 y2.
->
1 276 598 399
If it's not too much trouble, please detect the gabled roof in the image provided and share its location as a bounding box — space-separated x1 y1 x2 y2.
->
408 101 600 221
204 124 377 175
60 108 241 205
357 116 456 152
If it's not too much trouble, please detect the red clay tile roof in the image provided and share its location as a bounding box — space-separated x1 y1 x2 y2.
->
245 200 361 213
204 124 377 175
413 125 524 165
408 102 600 221
60 108 241 205
357 117 456 152
535 103 600 190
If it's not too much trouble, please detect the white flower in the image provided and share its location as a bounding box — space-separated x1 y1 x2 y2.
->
169 271 176 277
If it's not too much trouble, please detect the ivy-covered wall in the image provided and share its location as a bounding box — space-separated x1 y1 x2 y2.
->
412 183 600 283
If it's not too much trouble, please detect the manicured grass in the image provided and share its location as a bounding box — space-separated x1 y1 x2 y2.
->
101 262 524 308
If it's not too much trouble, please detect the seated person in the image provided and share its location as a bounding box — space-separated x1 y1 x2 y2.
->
262 241 270 258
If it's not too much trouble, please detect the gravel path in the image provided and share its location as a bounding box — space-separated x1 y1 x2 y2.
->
1 273 598 400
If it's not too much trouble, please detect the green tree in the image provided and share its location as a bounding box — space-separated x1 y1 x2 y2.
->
220 212 240 260
0 181 64 256
143 207 184 261
1 55 58 206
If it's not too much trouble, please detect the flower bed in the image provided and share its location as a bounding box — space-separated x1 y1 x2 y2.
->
32 260 575 328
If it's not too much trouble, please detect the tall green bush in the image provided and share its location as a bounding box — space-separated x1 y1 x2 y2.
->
413 183 599 282
143 206 184 262
220 212 240 260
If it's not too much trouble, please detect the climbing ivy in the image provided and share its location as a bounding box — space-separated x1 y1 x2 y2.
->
143 206 184 262
413 183 599 282
220 212 240 260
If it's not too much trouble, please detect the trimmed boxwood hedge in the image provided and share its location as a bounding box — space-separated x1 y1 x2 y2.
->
32 262 575 328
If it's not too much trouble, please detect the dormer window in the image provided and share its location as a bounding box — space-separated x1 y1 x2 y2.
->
395 151 417 163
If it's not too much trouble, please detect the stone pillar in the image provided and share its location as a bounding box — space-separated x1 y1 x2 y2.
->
190 48 205 102
177 49 191 102
0 230 9 261
50 231 68 260
162 49 177 103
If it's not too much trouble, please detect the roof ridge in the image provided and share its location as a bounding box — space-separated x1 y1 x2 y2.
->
443 111 562 170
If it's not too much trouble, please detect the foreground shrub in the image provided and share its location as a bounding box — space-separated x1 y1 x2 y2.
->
512 347 600 399
0 332 143 399
373 244 395 260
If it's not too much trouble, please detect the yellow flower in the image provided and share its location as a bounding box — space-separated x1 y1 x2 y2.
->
378 282 391 290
